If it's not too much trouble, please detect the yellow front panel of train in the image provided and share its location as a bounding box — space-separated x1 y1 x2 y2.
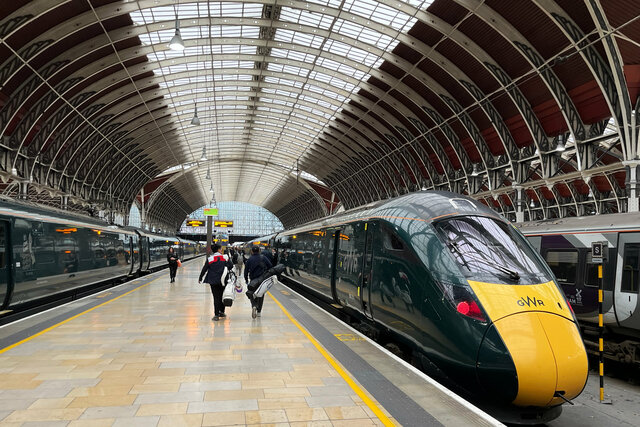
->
537 313 588 403
493 313 557 406
468 280 573 322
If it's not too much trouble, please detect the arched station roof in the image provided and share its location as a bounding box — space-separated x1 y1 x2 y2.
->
0 1 638 229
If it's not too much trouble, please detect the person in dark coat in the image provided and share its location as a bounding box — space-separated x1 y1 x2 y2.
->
244 246 272 318
167 247 179 283
198 244 233 321
261 247 274 264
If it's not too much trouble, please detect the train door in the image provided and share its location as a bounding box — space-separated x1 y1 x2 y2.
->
360 221 376 319
330 228 340 304
614 232 640 324
0 220 11 310
128 236 135 276
141 236 150 271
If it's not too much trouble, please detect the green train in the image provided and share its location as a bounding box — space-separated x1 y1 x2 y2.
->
0 199 203 314
249 191 588 423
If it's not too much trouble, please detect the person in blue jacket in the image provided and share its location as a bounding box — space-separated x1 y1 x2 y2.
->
198 244 233 321
244 246 272 318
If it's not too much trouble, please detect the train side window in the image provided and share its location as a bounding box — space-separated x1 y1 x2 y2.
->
544 250 578 285
584 252 600 288
621 243 640 293
0 225 5 269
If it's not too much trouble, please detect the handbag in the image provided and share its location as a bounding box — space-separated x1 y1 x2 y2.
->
222 281 235 306
177 260 182 267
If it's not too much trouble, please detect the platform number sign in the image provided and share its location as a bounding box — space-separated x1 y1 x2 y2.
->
592 242 603 263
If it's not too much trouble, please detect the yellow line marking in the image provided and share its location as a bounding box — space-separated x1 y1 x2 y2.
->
268 292 395 427
335 334 366 342
95 292 113 298
0 277 160 355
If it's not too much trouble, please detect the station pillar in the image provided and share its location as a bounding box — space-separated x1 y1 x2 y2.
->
623 160 640 212
206 216 213 253
515 186 525 223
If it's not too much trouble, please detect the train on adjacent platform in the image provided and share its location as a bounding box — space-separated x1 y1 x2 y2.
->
518 214 640 366
246 191 588 424
0 198 204 314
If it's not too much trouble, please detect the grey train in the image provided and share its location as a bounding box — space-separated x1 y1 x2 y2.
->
518 213 640 365
0 199 203 314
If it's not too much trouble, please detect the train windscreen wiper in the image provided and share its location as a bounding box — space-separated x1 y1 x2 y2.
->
447 241 521 281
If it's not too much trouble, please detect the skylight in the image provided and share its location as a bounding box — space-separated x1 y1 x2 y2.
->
131 2 429 198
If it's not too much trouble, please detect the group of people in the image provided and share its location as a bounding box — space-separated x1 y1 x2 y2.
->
195 244 276 321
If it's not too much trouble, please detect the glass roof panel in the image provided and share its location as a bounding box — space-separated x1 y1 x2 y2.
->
279 7 334 30
273 29 325 49
130 1 423 202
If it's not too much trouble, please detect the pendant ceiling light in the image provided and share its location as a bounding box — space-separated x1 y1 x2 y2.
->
191 106 200 126
200 146 207 161
169 20 184 51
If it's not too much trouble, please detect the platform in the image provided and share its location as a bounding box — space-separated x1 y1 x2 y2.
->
0 260 501 426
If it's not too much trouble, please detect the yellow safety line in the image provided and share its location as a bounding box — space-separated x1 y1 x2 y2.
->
268 292 395 427
0 277 160 355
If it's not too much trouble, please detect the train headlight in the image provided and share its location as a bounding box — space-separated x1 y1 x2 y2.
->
436 280 487 322
456 300 485 321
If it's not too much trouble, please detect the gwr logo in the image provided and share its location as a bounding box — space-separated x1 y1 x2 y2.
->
517 296 545 307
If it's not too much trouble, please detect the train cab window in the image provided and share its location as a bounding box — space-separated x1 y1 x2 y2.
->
584 252 600 288
435 216 552 284
621 243 640 293
544 250 578 285
383 230 404 251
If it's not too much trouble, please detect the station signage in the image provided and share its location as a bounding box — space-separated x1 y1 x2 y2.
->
214 220 233 228
203 208 219 216
186 220 204 227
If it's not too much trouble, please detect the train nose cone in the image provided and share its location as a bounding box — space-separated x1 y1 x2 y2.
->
483 312 588 407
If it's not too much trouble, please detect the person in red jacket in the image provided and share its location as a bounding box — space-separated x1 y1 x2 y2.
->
198 244 233 321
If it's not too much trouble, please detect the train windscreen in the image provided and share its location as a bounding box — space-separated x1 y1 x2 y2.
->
434 216 553 285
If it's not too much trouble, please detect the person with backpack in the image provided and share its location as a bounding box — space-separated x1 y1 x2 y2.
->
244 246 272 318
234 248 244 279
198 244 233 321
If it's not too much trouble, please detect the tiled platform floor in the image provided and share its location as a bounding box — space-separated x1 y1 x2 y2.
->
0 260 499 427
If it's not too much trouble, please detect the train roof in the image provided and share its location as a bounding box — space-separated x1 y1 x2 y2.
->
517 211 640 235
0 197 136 235
284 191 502 235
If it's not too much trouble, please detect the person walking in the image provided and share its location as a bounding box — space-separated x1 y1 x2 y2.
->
244 246 272 319
166 247 179 283
234 248 244 279
198 244 233 321
262 247 274 265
